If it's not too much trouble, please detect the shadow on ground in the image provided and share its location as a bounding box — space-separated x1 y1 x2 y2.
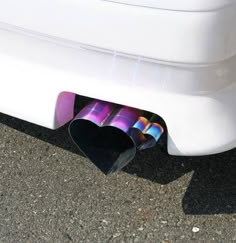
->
0 112 236 215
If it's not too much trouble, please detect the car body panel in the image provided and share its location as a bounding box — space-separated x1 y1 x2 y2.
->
0 1 236 156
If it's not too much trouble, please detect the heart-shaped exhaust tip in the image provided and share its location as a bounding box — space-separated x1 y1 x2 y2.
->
69 100 163 174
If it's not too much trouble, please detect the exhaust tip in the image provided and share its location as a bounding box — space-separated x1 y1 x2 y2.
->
69 99 164 174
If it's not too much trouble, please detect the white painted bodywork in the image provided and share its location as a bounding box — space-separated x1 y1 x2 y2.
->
0 0 236 156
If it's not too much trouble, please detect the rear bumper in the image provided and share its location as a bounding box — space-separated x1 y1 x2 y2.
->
0 1 236 156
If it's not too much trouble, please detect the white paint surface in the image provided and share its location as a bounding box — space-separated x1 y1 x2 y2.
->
0 1 236 156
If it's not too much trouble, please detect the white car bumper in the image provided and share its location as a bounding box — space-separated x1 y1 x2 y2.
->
0 0 236 156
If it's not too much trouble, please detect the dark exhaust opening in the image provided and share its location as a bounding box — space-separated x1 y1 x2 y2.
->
69 119 136 174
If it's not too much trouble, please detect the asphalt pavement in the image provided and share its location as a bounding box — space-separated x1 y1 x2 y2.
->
0 113 236 242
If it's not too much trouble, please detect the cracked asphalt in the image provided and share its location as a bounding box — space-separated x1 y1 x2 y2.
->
0 113 236 242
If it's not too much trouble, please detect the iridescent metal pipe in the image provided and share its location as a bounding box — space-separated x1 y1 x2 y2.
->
74 99 115 126
69 100 164 174
69 100 139 174
130 115 164 150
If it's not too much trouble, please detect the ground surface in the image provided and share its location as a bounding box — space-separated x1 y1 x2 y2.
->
0 113 236 242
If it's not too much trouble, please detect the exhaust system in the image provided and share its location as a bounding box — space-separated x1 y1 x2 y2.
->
69 100 164 174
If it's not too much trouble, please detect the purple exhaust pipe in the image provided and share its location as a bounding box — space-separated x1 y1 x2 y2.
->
69 100 163 174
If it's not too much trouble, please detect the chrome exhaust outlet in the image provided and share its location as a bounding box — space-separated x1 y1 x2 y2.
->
69 100 163 174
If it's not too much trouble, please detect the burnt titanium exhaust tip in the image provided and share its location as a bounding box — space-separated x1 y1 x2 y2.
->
69 100 163 174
